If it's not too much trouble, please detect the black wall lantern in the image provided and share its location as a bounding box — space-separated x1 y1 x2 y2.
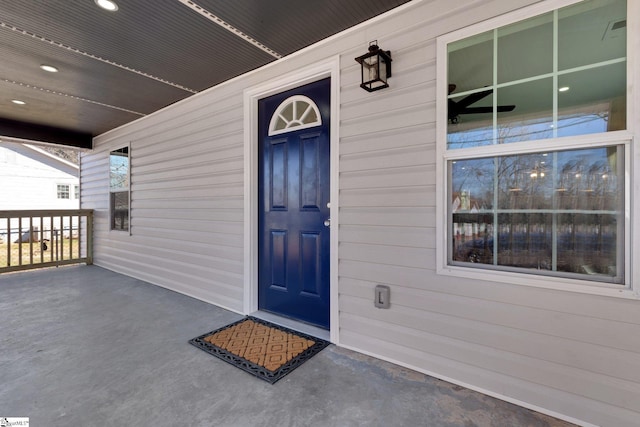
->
355 41 392 92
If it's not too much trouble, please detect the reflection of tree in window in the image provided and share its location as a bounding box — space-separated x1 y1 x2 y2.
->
110 147 129 190
446 0 626 284
450 147 621 278
109 147 129 231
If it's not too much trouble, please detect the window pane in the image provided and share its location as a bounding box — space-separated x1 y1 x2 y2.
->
451 158 495 211
496 78 553 144
496 152 553 209
448 30 493 94
449 146 623 282
496 212 553 269
302 105 318 124
557 213 618 275
57 184 70 199
281 102 294 122
447 125 494 149
447 0 627 148
451 158 495 263
447 90 494 149
555 147 620 210
110 147 129 190
556 0 627 133
110 191 129 231
447 31 494 149
452 221 495 265
110 146 129 231
557 62 626 136
497 12 553 83
558 0 627 71
275 118 287 131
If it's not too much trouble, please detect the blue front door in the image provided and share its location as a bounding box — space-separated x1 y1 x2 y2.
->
258 78 330 329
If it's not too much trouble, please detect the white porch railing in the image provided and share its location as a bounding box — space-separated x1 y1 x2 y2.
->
0 209 93 273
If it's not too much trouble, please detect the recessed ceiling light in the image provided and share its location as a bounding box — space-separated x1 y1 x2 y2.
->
558 86 570 92
95 0 118 11
12 100 26 105
40 64 59 73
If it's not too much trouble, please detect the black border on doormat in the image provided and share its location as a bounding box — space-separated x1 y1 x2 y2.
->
189 316 330 384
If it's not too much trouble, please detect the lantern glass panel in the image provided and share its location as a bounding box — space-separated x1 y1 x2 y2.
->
362 55 379 84
378 56 388 82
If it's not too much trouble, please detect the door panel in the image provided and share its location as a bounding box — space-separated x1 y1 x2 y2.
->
301 231 321 295
269 230 287 288
258 78 330 329
301 135 321 210
269 140 287 210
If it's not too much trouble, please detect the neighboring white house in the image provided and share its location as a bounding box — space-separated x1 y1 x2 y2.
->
0 141 79 210
0 141 79 242
80 1 640 426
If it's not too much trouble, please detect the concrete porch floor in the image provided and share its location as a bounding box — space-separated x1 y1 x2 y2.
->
0 265 575 426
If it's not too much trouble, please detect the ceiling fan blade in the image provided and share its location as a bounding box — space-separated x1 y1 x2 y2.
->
496 105 516 112
455 89 493 108
448 84 516 121
448 99 462 120
459 105 516 115
459 106 494 115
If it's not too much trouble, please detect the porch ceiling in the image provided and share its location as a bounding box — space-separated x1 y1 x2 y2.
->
0 0 411 148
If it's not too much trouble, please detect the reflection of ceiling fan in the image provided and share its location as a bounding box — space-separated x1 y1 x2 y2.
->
448 84 515 123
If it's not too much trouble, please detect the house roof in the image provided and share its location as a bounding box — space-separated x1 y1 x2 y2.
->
0 141 79 177
0 0 412 149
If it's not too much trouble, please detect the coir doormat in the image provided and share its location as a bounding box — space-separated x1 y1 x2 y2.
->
189 316 329 384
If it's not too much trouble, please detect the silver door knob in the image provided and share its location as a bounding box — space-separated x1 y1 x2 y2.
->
324 219 331 227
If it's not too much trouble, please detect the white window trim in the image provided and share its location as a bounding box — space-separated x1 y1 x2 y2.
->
435 0 639 299
108 143 131 234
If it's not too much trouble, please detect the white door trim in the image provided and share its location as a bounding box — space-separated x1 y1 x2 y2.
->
243 57 340 343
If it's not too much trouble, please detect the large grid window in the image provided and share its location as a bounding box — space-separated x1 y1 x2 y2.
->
109 146 129 231
443 0 628 285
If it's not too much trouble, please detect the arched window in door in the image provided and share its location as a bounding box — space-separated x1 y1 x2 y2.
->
268 95 322 136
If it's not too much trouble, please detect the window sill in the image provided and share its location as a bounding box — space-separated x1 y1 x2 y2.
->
437 264 639 300
109 228 131 234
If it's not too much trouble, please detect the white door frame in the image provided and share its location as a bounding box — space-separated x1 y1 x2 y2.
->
243 57 340 343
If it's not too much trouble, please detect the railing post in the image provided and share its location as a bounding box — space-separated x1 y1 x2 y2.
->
18 216 22 266
6 220 10 266
39 216 44 264
86 210 94 265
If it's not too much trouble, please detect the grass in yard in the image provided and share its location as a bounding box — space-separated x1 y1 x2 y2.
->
0 239 81 268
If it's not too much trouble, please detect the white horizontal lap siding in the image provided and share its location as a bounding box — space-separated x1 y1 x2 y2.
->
78 0 640 425
335 1 640 426
80 155 108 210
339 328 640 427
340 307 640 410
82 90 245 313
341 281 640 380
